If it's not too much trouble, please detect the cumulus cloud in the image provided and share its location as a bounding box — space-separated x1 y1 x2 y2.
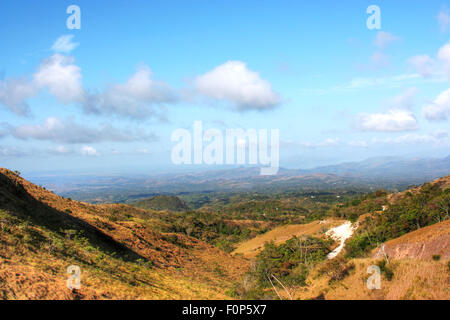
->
0 77 37 116
410 42 450 80
193 61 280 111
51 35 79 53
356 88 419 132
356 109 418 132
10 117 157 144
84 65 176 119
408 55 435 77
0 54 85 115
423 88 450 120
33 54 85 104
81 145 100 156
373 31 399 49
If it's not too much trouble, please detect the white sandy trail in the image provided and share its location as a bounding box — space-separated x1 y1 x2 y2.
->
326 221 356 259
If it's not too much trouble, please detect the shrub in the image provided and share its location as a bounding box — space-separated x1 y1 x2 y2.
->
318 257 355 284
376 260 394 281
252 236 332 288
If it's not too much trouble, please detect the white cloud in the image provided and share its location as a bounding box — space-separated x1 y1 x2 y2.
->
356 109 418 132
373 131 450 145
0 53 175 119
406 42 450 80
193 61 280 111
438 7 450 32
373 31 399 49
84 65 175 119
0 53 85 115
51 35 79 53
388 87 418 110
423 88 450 120
0 77 36 116
354 88 419 132
33 54 85 104
0 146 27 157
437 42 450 79
10 117 157 143
302 73 431 95
81 145 100 156
48 145 73 155
298 138 340 149
408 55 435 77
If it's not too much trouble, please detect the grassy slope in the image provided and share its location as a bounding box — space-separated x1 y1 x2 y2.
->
292 177 450 300
294 257 449 300
1 168 448 300
232 219 344 258
0 168 248 299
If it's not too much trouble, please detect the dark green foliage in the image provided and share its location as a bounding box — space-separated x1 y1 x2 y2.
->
133 195 190 212
252 236 332 287
232 236 332 299
157 210 268 252
346 183 449 258
376 260 394 281
330 189 388 220
318 257 355 284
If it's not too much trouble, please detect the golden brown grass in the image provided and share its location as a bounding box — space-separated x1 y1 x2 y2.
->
232 219 345 258
0 168 248 300
372 220 450 260
292 258 449 300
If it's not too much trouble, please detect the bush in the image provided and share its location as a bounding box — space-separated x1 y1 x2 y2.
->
376 260 394 281
432 255 441 261
318 257 355 284
252 236 332 288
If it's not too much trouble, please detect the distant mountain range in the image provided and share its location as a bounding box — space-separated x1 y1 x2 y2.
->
300 156 450 180
25 156 450 203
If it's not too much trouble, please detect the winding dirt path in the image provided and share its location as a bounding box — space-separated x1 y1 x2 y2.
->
326 221 356 259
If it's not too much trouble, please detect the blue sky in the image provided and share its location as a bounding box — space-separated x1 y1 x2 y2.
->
1 0 450 174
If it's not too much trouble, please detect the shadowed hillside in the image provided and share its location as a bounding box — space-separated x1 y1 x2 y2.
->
0 168 248 299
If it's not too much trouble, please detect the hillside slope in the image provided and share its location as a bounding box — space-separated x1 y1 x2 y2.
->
133 195 190 212
0 168 248 299
232 219 344 258
230 176 449 300
372 220 450 260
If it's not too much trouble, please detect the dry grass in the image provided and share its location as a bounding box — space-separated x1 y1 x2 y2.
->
293 258 449 300
232 219 344 258
0 168 248 300
372 220 450 260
